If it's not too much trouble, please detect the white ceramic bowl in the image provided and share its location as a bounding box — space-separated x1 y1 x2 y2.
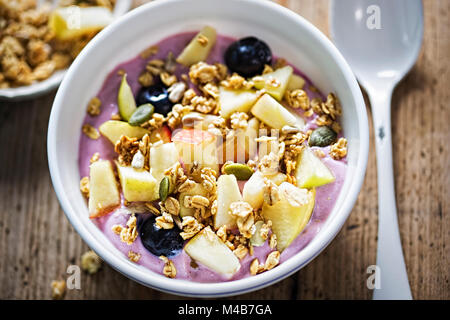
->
48 0 369 297
0 0 132 101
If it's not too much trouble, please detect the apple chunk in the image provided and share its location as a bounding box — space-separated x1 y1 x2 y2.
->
88 160 120 218
172 129 219 173
253 66 293 101
219 86 258 118
176 26 217 66
179 183 209 217
184 227 241 279
295 147 335 188
262 182 315 251
214 174 242 229
286 74 306 91
251 93 297 129
242 170 286 210
116 163 158 202
49 6 113 40
99 120 150 145
149 125 171 143
150 142 179 182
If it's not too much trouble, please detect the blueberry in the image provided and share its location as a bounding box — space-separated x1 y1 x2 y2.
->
139 216 184 257
136 84 173 116
224 37 272 77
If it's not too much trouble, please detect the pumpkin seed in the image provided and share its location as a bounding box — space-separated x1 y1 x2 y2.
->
159 176 170 201
308 126 337 147
129 103 154 126
223 163 253 180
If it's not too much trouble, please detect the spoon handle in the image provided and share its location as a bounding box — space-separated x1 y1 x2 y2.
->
369 90 412 300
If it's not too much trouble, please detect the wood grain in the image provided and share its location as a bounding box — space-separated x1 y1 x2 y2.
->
0 0 448 300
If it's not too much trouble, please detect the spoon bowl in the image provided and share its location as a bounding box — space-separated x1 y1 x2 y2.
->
331 0 423 91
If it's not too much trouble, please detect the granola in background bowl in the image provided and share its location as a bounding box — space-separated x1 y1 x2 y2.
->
0 0 130 100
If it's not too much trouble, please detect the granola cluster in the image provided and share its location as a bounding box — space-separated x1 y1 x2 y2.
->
51 280 66 300
0 0 115 88
330 137 348 160
114 135 139 166
159 255 176 278
139 51 178 87
81 250 102 274
112 214 138 245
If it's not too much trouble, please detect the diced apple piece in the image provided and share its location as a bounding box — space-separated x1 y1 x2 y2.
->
116 163 158 202
214 175 242 229
88 160 120 218
286 74 306 91
184 227 241 278
253 66 293 101
251 93 297 129
242 170 286 210
118 74 137 121
49 6 113 40
176 26 217 66
172 129 219 173
148 142 179 200
262 182 315 251
99 120 150 145
269 171 287 185
149 125 171 143
219 86 258 118
150 142 179 182
295 147 335 188
242 171 265 210
178 183 209 217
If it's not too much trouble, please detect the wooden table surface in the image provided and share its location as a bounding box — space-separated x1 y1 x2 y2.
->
0 0 448 300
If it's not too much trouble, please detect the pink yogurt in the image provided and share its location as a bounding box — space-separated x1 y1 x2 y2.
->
78 32 347 282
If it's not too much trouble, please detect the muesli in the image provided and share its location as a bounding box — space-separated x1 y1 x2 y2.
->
78 26 347 282
0 0 116 88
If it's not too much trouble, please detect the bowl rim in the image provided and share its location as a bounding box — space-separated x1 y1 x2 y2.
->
48 0 369 297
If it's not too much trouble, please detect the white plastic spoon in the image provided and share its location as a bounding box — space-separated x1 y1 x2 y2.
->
330 0 423 300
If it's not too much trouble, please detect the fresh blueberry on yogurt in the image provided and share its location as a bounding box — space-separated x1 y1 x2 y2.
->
136 84 173 116
139 216 184 257
224 36 272 77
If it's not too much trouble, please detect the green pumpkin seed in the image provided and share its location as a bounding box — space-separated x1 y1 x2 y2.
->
159 176 170 201
308 126 337 147
223 163 253 180
128 103 154 126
